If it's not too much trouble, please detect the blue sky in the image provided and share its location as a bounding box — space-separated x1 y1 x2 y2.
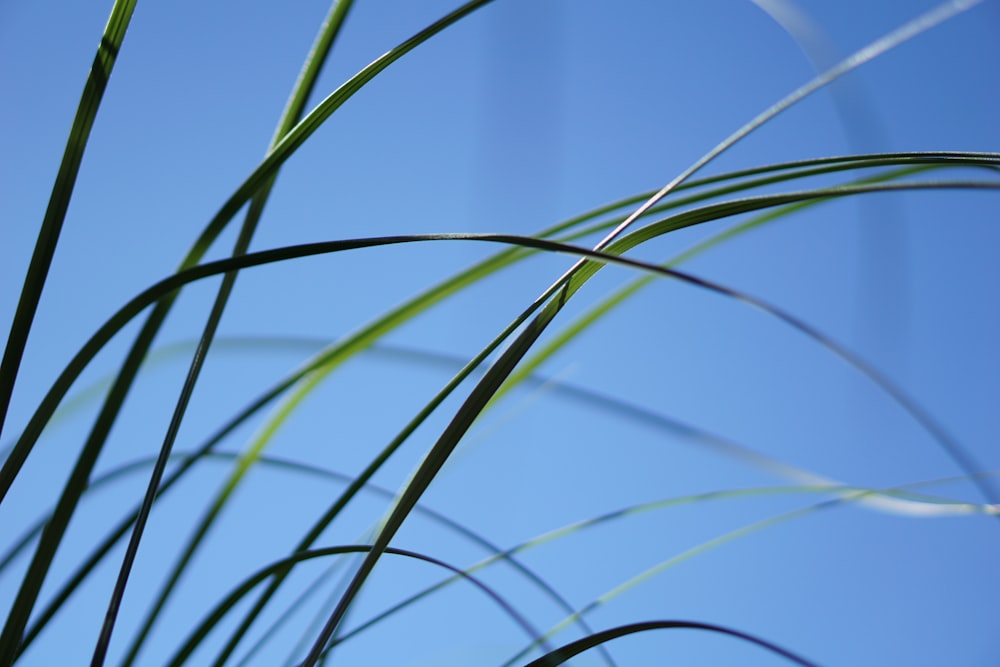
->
1 1 999 665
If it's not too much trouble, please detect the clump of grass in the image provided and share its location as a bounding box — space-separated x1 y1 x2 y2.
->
1 1 997 665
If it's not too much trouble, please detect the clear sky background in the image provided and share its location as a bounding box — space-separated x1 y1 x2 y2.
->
1 1 999 665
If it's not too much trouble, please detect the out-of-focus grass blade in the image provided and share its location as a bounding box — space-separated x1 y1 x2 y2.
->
0 0 136 440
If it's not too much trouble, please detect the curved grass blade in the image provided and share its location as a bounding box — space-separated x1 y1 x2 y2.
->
1 180 987 664
0 0 137 440
164 545 542 667
91 156 925 664
521 620 819 667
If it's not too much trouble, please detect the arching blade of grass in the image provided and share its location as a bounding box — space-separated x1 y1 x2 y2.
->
522 620 819 667
240 559 348 667
568 0 987 260
101 2 357 664
0 0 137 440
163 545 544 667
4 153 984 463
1 153 989 457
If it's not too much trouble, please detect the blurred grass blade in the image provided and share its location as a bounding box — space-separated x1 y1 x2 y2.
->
566 0 984 266
0 0 136 439
2 178 996 505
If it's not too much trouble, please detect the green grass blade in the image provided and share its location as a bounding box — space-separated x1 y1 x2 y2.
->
0 0 136 440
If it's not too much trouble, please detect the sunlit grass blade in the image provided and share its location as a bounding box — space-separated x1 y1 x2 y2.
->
303 116 994 664
0 0 137 441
